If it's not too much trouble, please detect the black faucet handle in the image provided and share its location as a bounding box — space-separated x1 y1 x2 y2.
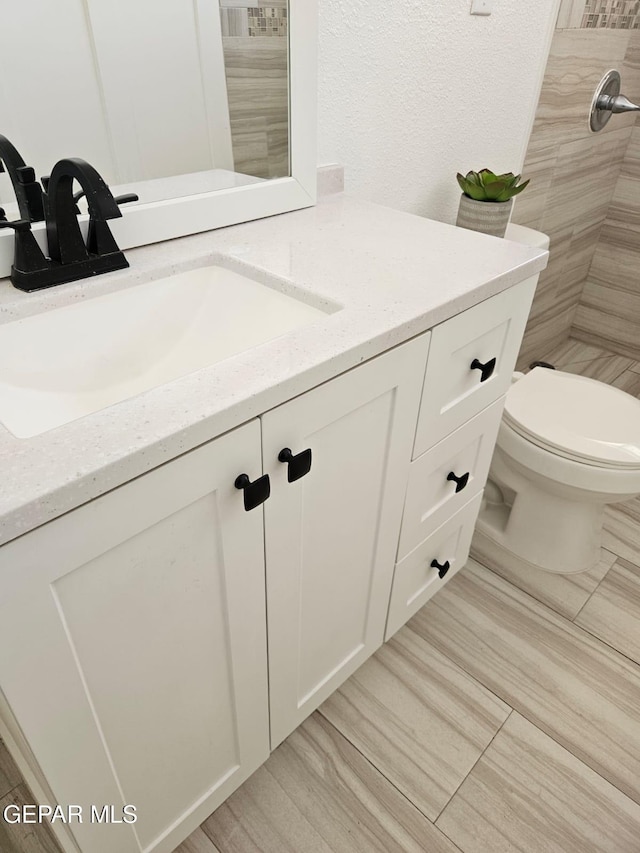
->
114 192 139 206
84 188 137 257
0 208 6 222
17 166 36 184
72 190 139 215
0 135 45 222
0 218 31 231
14 166 45 222
0 218 49 277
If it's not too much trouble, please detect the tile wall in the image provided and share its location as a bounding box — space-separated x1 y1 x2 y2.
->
513 1 640 368
219 0 289 179
582 0 640 28
558 0 640 28
573 82 640 356
220 5 288 38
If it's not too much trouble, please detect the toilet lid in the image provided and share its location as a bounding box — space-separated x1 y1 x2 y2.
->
504 368 640 469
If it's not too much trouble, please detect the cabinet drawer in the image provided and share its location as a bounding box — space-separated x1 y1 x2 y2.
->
386 492 483 641
398 398 503 560
413 276 536 458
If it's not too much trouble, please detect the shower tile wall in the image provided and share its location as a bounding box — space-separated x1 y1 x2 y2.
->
582 0 640 28
219 0 289 179
558 0 640 27
513 4 640 369
573 81 640 356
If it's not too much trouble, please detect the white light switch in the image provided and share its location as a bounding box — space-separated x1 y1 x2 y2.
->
471 0 492 15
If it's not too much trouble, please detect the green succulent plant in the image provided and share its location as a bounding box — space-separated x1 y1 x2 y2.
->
456 169 530 203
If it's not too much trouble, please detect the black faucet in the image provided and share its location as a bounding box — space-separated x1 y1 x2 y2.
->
0 135 45 222
0 157 130 292
45 158 128 266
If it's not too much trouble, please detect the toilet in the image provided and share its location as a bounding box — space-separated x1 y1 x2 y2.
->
473 224 640 575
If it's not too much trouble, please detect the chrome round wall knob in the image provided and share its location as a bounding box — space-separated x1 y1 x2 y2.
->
591 70 640 132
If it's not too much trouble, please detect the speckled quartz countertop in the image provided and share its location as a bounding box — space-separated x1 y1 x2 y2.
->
0 192 547 546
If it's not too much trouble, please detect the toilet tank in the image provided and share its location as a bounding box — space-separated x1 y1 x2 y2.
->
504 223 550 250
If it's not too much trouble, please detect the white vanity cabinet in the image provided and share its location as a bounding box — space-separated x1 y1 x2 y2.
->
0 275 538 853
0 332 431 853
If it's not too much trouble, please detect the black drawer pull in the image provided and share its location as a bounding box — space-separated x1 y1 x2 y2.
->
431 559 451 579
470 357 497 383
447 471 470 493
235 473 271 511
278 447 312 482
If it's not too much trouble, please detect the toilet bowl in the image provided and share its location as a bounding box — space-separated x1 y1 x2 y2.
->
475 367 640 574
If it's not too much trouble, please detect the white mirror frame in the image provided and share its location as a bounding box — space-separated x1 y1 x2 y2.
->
0 0 317 281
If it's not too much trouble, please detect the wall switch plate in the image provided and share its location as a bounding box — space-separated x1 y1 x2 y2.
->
471 0 492 14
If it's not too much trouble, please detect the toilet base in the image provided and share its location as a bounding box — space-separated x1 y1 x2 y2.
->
476 460 604 574
471 522 596 578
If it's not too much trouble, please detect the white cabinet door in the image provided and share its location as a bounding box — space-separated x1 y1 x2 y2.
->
0 421 268 853
263 334 431 747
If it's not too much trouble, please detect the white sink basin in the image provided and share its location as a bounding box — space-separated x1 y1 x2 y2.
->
0 265 331 438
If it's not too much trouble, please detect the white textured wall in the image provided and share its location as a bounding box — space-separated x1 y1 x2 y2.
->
318 0 560 223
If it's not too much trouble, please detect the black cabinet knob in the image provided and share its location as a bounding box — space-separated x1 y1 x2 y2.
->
431 559 451 579
235 473 270 511
447 471 470 493
278 447 312 482
470 357 497 383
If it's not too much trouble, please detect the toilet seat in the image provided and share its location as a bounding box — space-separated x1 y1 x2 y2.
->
504 368 640 470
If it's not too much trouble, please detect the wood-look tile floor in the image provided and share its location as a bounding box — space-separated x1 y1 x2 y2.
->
0 749 60 853
174 338 640 853
4 339 640 853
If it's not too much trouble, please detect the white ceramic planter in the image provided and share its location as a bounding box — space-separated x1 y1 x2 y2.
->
456 194 513 238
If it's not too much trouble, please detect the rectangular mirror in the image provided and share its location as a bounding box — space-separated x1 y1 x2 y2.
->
0 0 317 278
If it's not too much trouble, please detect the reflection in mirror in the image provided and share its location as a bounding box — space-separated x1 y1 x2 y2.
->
0 0 290 218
